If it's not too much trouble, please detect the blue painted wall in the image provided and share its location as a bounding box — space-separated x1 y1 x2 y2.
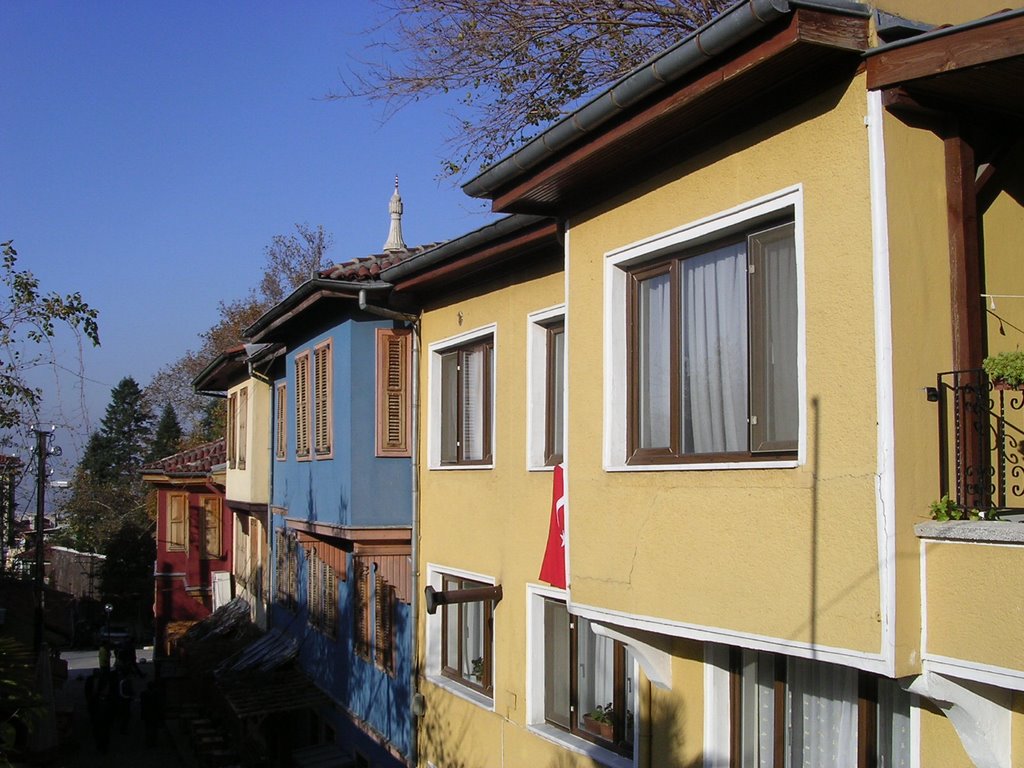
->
270 315 411 528
266 310 413 763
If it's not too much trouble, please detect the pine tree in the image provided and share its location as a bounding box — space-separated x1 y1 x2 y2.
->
147 404 182 462
81 377 154 482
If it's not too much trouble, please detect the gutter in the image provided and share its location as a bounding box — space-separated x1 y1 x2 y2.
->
864 6 1024 57
462 0 870 200
356 290 422 766
244 278 391 339
379 214 550 283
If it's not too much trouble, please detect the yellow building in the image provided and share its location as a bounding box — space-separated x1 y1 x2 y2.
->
390 2 1023 766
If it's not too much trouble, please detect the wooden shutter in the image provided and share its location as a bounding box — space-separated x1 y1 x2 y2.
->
375 571 394 673
237 386 248 470
167 493 187 552
314 341 332 456
275 383 287 459
295 353 310 457
354 560 370 658
376 328 411 457
202 496 222 558
226 393 237 469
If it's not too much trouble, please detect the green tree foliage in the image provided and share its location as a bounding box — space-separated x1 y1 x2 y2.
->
0 240 100 432
146 223 331 440
81 377 153 483
98 519 155 625
338 0 732 176
147 403 183 462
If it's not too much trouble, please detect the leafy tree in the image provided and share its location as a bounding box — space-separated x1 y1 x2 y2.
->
81 377 153 483
147 403 183 462
98 519 155 633
52 468 150 555
0 240 100 432
146 223 331 438
338 0 732 176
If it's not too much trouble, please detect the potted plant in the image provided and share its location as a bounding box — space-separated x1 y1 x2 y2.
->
929 494 982 521
583 703 615 740
982 349 1024 389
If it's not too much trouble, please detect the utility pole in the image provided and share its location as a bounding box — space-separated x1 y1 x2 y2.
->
32 427 60 655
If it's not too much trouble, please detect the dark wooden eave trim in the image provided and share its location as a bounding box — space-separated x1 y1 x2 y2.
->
866 12 1024 91
487 8 868 214
390 220 560 293
284 518 411 547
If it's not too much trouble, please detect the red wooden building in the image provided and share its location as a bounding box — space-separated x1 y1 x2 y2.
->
141 439 232 654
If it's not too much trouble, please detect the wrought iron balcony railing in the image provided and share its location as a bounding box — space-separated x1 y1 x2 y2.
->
934 369 1024 516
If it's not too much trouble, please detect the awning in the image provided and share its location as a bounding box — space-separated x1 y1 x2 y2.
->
218 667 331 720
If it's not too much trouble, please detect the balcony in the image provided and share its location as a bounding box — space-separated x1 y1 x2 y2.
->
934 369 1024 518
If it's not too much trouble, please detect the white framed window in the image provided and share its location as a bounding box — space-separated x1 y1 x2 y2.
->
424 563 497 710
525 585 637 767
428 324 497 469
604 186 806 471
527 305 566 470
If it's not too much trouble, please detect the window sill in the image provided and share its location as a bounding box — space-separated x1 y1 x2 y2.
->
429 463 495 471
426 673 495 711
606 459 799 472
526 723 632 768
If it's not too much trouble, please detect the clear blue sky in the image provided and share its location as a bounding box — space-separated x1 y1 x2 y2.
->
3 1 499 464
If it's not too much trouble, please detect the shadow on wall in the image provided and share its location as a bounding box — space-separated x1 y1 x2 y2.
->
418 685 708 768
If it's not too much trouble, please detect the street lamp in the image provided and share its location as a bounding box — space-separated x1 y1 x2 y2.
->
103 602 113 642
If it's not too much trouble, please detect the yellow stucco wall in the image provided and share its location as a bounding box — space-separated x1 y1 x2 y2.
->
565 75 883 654
881 112 950 676
984 185 1024 359
924 540 1024 670
917 700 974 767
874 0 1020 25
226 378 271 505
416 262 579 766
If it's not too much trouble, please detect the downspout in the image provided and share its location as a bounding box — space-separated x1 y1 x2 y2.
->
358 289 422 766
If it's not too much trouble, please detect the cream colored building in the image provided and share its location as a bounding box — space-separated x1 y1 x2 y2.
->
387 1 1024 766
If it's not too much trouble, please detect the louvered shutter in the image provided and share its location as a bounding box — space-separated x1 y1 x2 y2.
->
295 353 310 457
354 561 370 658
375 573 394 673
275 384 287 459
376 328 411 457
167 493 187 552
237 386 248 469
314 342 331 456
226 393 237 469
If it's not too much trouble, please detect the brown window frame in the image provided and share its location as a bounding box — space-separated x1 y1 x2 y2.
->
727 649 898 768
275 383 287 460
439 574 494 697
543 599 633 755
313 340 333 459
625 221 798 465
376 328 412 457
237 386 248 470
543 321 565 466
200 495 223 559
439 337 494 466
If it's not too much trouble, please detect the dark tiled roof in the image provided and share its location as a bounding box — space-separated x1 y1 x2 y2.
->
141 438 226 476
320 243 444 282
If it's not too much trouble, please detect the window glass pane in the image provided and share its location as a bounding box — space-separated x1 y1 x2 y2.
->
680 243 748 454
461 347 486 461
576 617 615 736
549 326 565 461
462 599 485 684
738 650 776 768
638 272 672 449
543 599 570 728
441 352 458 463
877 678 912 768
750 224 798 451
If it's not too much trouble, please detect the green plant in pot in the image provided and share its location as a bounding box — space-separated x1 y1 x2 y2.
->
584 703 615 740
982 349 1024 389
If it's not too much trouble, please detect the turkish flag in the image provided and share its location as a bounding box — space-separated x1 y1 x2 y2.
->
539 464 566 589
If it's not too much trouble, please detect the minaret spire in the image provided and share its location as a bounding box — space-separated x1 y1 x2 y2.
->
382 175 406 253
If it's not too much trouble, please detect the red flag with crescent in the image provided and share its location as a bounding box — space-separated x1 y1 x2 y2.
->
539 463 566 589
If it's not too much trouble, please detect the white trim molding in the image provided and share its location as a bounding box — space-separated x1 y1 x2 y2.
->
526 304 566 471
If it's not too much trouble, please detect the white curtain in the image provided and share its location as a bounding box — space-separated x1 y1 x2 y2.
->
462 347 485 460
682 243 748 453
577 617 615 729
786 657 858 768
462 599 485 683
